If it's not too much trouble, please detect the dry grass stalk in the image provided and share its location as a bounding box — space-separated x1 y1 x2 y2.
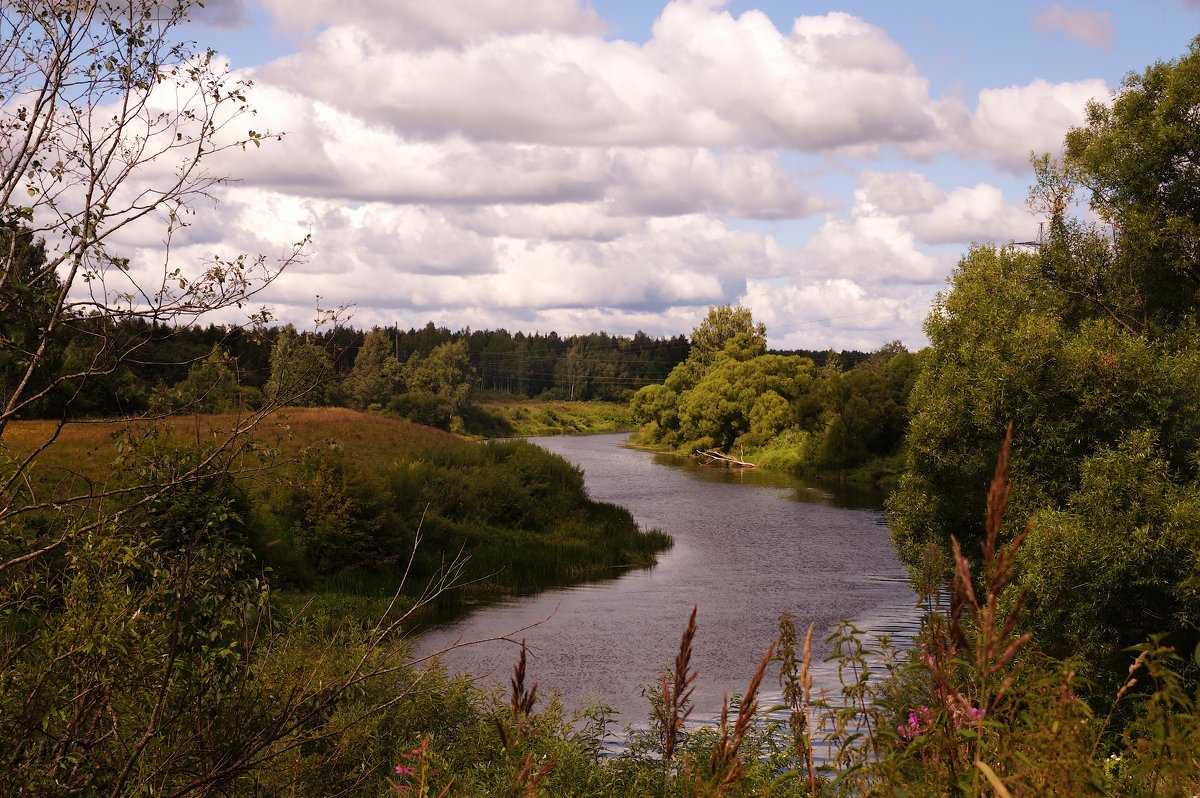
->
948 422 1033 710
704 638 777 796
913 422 1035 784
800 622 816 797
779 614 818 795
511 752 557 798
511 639 538 720
496 640 539 749
777 614 808 788
658 605 699 764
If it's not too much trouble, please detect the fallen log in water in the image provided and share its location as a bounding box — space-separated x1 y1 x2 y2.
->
692 448 757 468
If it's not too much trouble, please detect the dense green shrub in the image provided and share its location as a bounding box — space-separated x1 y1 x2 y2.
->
259 436 669 596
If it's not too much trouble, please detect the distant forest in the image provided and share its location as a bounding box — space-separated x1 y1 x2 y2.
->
4 314 876 418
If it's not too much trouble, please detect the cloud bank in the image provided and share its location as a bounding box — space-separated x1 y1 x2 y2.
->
118 0 1119 350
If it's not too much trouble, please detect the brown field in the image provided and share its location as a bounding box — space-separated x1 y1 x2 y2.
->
4 408 469 491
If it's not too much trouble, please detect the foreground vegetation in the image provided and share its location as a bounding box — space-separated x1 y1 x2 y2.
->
2 407 672 794
12 418 1196 796
344 435 1200 798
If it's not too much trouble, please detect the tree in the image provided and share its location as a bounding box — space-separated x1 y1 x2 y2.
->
675 338 809 450
889 40 1200 688
161 344 244 413
1053 37 1200 329
264 324 337 407
405 339 475 416
687 305 767 373
345 327 402 409
630 307 814 453
815 343 917 471
1018 431 1200 676
0 222 61 415
556 335 618 400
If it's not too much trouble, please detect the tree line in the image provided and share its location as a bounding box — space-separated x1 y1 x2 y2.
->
6 240 887 437
2 287 697 423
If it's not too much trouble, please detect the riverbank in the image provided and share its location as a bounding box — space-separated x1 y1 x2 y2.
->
6 409 671 613
458 393 903 492
626 427 905 491
461 399 632 437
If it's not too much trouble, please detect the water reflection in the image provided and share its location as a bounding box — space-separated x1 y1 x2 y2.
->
646 448 890 510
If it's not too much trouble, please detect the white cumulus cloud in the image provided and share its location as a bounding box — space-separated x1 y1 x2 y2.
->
961 78 1109 171
255 3 943 152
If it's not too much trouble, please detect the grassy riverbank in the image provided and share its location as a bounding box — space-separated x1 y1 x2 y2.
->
461 398 632 437
5 408 670 610
628 425 905 490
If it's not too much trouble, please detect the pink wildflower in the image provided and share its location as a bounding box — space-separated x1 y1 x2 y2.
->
897 705 933 742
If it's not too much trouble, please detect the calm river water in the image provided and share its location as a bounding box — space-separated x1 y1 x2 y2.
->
415 433 916 723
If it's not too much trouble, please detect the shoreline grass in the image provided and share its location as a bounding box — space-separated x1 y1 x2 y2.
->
461 399 632 438
626 427 903 492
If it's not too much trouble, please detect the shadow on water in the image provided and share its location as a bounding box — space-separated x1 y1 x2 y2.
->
644 448 889 510
415 433 917 725
409 560 657 636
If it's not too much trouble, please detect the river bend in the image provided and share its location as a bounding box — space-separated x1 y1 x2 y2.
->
415 433 916 722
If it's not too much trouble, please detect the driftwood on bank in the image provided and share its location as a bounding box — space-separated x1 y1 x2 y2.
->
692 449 758 468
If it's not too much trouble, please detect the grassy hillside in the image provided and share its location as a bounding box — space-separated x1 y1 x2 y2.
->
6 408 670 610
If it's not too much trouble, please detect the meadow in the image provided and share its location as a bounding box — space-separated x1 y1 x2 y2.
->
4 407 670 612
461 398 633 438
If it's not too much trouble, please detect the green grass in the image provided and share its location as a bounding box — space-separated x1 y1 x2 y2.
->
461 399 632 437
629 423 904 490
743 427 811 471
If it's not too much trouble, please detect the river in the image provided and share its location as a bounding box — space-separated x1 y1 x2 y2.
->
414 433 917 725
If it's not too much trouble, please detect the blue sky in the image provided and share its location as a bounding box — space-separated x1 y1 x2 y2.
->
153 0 1199 349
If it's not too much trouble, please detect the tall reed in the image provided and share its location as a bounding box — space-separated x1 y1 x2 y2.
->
699 639 776 796
656 605 699 766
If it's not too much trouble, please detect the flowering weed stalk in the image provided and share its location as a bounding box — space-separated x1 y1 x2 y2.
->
390 735 453 798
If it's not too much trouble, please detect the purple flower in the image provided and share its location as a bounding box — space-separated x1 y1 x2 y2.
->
897 705 933 741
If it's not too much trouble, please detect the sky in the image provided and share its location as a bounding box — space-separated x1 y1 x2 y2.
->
128 0 1200 350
